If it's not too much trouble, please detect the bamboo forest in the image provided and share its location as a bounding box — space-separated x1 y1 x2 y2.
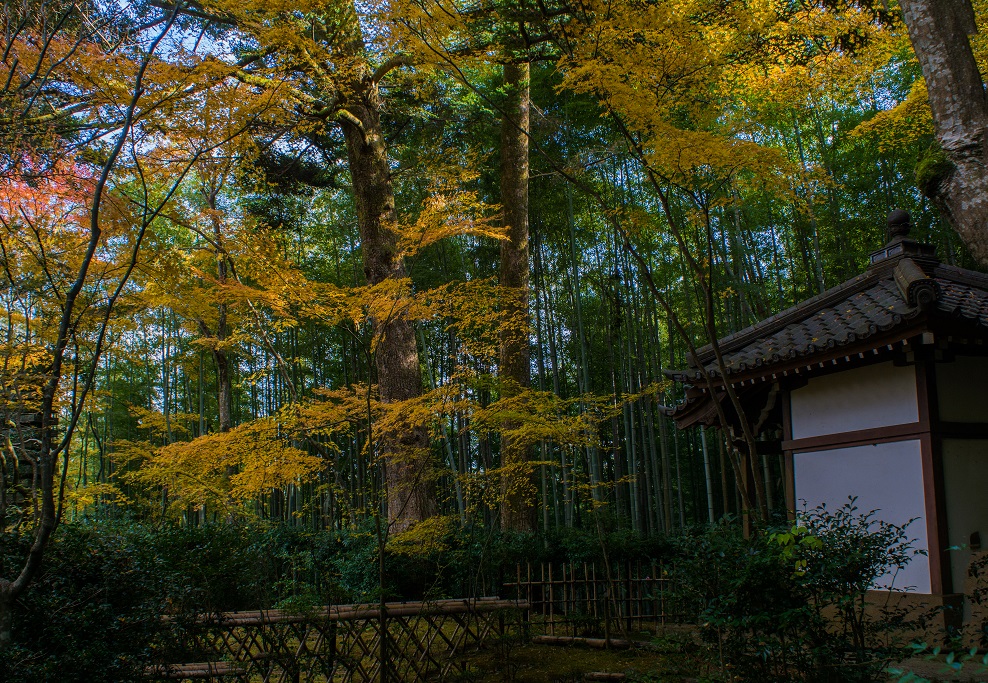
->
4 0 988 681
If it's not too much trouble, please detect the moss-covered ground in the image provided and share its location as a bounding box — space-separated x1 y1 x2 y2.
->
456 640 988 682
456 638 714 683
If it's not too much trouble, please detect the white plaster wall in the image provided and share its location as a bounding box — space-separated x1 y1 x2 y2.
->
790 362 918 440
942 439 988 600
937 356 988 423
793 440 930 593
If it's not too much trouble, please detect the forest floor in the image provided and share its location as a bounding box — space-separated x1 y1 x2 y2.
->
896 658 988 682
457 632 715 682
456 641 988 682
459 642 699 682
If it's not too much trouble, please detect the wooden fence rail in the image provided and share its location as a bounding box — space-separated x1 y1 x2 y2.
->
146 597 528 683
503 562 694 638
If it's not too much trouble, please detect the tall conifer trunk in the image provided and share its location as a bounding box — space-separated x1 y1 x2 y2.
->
900 0 988 263
498 60 534 531
338 65 436 531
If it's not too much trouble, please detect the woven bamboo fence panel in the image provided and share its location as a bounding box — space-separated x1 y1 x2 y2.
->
145 597 529 682
503 561 695 639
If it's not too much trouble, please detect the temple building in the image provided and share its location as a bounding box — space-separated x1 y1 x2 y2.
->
668 210 988 603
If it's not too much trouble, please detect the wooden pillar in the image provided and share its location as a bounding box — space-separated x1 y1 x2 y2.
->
916 357 952 595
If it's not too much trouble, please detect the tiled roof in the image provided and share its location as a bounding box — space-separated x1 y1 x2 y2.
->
668 255 988 385
936 265 988 325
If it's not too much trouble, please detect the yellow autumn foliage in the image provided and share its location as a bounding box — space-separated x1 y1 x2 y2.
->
64 482 133 510
131 418 324 515
558 0 913 196
387 515 458 557
850 1 988 152
559 0 788 184
397 186 505 258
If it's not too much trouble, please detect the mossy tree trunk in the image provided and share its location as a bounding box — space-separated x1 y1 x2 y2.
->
901 0 988 264
498 60 535 532
338 63 436 531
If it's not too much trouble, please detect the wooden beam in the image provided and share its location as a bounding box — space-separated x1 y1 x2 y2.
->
781 422 925 453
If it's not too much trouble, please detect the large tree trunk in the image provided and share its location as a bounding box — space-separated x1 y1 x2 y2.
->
900 0 988 263
215 346 232 433
498 61 535 531
339 74 436 532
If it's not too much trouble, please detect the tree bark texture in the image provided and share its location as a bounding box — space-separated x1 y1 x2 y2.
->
339 75 436 531
498 61 535 532
901 0 988 263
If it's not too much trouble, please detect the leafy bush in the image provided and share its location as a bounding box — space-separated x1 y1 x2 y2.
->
1 524 172 683
3 506 922 682
0 521 346 683
672 501 920 683
1 516 674 681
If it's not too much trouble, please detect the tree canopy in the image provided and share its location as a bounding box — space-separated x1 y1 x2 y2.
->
1 0 983 649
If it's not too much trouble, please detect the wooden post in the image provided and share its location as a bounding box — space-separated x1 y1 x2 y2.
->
563 563 570 636
329 620 338 670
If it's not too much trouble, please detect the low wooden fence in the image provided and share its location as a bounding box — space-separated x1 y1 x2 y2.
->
503 562 694 638
146 597 528 683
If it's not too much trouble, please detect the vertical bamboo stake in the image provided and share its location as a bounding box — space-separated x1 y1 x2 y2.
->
563 563 570 636
626 562 633 634
583 563 589 617
591 563 598 619
517 563 522 604
548 563 554 636
636 560 642 632
527 561 532 609
652 560 661 633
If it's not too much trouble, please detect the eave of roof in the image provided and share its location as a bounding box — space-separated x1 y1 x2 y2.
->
666 216 988 425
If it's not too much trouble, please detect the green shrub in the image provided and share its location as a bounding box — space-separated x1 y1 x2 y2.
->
672 501 920 683
0 516 677 681
1 524 171 683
